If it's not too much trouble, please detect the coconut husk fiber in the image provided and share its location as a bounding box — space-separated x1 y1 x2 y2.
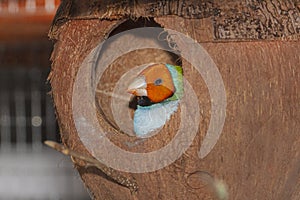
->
48 1 300 199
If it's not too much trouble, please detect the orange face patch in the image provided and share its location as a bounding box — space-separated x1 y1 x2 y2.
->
141 64 175 103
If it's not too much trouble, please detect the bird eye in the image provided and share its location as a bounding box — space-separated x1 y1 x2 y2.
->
154 78 162 85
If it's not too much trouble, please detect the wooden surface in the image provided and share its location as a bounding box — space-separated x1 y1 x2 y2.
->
49 0 300 199
49 0 300 41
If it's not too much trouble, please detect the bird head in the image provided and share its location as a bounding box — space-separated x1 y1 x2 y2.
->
127 63 183 104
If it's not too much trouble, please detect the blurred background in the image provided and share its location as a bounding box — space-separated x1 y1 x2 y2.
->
0 0 90 199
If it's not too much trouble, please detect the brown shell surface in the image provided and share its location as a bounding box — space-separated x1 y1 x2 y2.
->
49 1 300 199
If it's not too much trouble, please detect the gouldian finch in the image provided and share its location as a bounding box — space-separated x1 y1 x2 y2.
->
127 63 184 136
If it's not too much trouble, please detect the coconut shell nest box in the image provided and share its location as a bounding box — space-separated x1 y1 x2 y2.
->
48 1 300 199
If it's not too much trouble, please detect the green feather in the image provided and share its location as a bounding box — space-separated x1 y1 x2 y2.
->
165 64 184 101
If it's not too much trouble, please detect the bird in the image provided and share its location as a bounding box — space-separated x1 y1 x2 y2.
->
127 63 184 137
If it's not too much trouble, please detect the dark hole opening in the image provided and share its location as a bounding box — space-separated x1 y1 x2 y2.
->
95 17 182 134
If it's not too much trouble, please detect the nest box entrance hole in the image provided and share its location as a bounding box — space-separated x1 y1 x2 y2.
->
94 17 182 137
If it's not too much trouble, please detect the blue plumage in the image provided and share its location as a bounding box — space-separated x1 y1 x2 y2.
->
134 100 179 137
